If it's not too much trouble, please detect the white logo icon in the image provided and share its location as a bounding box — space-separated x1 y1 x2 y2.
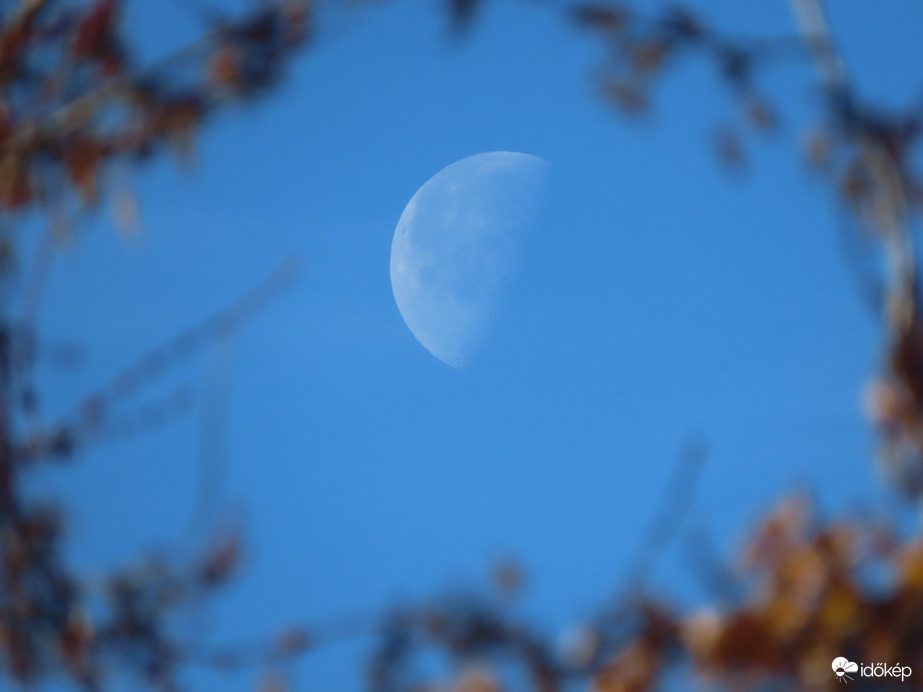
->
833 657 859 683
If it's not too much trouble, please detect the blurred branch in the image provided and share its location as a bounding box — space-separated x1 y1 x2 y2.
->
183 336 234 546
81 383 194 445
835 208 886 318
681 524 742 607
180 612 378 671
1 0 308 156
19 226 55 327
68 257 299 431
788 0 849 92
622 435 708 597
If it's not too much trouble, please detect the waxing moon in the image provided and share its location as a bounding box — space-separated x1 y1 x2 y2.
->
390 151 548 368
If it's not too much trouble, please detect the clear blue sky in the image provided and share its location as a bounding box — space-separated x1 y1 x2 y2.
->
28 0 923 689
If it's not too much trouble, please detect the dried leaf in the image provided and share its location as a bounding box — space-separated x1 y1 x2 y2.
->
571 3 628 33
275 626 312 655
71 0 120 61
454 667 501 692
163 98 205 163
64 139 105 202
744 95 777 133
210 45 240 89
0 154 32 208
601 77 648 115
448 0 482 33
630 41 669 76
199 532 243 587
491 557 525 597
257 670 288 692
712 127 746 172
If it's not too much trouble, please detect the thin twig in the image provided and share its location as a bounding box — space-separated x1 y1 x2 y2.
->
19 225 55 327
623 435 708 597
184 336 234 545
80 384 194 445
68 257 299 426
179 611 380 670
835 207 886 318
681 524 742 607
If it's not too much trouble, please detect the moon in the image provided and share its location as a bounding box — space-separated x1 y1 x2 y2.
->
390 151 549 368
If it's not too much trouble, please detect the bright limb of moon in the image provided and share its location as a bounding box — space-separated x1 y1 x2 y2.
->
390 151 549 368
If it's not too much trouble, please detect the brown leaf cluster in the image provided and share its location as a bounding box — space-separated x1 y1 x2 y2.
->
0 0 308 224
571 3 779 172
0 2 308 687
352 498 923 692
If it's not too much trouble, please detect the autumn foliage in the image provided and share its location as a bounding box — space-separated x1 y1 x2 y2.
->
1 0 922 690
0 0 308 689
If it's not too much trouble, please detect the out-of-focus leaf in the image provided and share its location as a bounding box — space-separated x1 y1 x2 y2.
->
275 626 312 655
198 532 243 588
491 557 525 597
64 139 105 202
571 3 628 33
71 0 123 72
712 126 746 172
0 154 32 208
600 77 648 115
744 95 777 133
448 0 481 34
454 667 501 692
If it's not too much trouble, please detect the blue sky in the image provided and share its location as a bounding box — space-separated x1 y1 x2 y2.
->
26 0 923 689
